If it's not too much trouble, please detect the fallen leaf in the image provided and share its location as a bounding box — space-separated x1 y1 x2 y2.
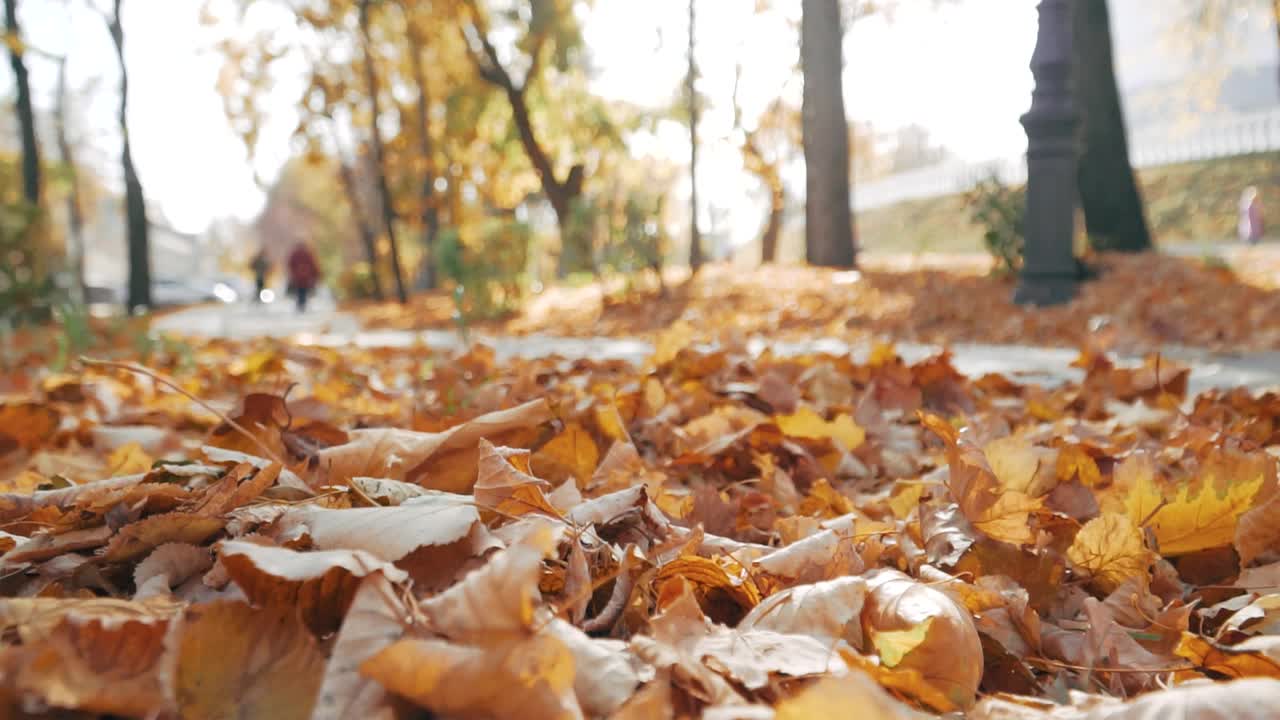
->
1176 633 1280 679
9 601 176 717
317 399 550 484
739 575 868 649
279 491 485 563
311 572 412 720
219 540 408 636
1122 452 1270 556
0 402 60 454
775 671 930 720
134 543 213 599
533 423 599 487
922 414 1043 546
102 513 226 563
861 569 983 710
174 600 326 720
1067 513 1154 593
775 406 866 450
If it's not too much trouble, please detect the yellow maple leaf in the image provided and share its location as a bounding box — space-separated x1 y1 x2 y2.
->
1066 513 1153 592
1121 453 1269 556
775 406 866 450
532 423 599 488
1175 633 1280 679
886 483 925 520
921 413 1042 545
107 443 154 476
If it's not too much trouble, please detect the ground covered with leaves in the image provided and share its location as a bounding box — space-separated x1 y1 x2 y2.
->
359 251 1280 353
1 326 1280 718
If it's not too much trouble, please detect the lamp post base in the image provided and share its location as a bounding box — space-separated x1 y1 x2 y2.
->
1013 273 1078 306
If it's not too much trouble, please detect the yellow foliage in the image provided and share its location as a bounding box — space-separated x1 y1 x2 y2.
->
1066 513 1153 592
775 406 866 450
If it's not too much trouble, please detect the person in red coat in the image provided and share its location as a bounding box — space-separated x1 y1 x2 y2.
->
286 242 320 312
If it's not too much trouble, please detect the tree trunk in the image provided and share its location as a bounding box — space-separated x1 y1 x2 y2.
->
108 0 151 312
359 0 408 304
464 4 585 276
761 183 784 264
687 0 703 270
1074 0 1150 252
4 0 40 207
406 21 440 291
336 157 384 301
53 55 85 303
1274 0 1280 90
800 0 855 268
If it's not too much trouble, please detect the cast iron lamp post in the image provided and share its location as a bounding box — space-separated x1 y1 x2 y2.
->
1014 0 1081 306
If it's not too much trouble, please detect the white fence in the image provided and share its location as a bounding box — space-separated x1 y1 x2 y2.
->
853 107 1280 211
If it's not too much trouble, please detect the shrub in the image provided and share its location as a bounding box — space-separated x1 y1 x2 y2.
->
337 261 382 300
965 174 1025 275
0 199 57 326
439 220 531 321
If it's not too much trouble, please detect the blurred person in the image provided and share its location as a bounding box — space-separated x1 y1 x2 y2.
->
1239 186 1264 245
250 249 270 303
286 242 320 313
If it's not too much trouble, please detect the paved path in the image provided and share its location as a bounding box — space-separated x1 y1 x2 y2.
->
153 302 1280 395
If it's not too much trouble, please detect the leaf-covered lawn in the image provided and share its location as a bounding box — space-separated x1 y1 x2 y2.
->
359 252 1280 353
1 317 1280 717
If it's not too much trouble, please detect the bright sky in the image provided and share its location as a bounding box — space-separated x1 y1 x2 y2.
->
4 0 1040 237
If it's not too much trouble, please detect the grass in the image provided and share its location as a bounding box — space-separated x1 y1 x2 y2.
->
849 151 1280 254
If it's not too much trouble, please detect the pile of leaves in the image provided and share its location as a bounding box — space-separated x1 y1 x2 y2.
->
1 332 1279 718
357 252 1280 353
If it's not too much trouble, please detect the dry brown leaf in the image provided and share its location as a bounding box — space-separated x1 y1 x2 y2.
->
278 491 487 564
1066 513 1154 593
311 572 412 720
0 596 181 645
174 600 325 720
655 555 761 614
102 513 226 563
8 601 176 717
207 392 290 461
645 580 843 695
219 539 408 636
861 568 983 710
922 414 1043 545
738 575 868 649
358 524 582 719
970 678 1280 719
475 439 557 517
4 526 112 564
418 521 558 637
533 422 599 487
133 543 213 599
544 618 644 717
0 472 146 524
774 671 930 720
1237 491 1280 567
316 398 550 484
1221 594 1280 638
0 402 60 454
349 476 430 505
361 632 582 720
1176 633 1280 679
751 518 864 585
